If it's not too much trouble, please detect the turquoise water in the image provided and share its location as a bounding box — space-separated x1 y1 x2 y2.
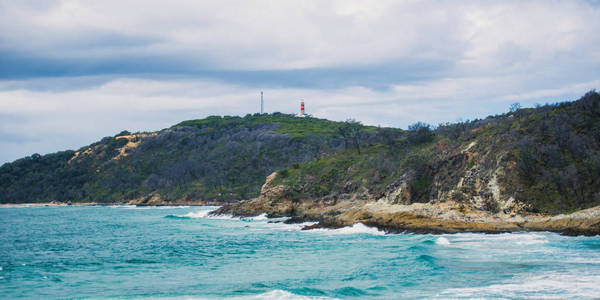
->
1 206 599 299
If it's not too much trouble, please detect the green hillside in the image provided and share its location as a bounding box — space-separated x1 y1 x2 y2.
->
1 91 599 214
0 114 366 204
271 91 600 214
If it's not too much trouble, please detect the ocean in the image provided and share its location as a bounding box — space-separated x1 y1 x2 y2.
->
1 206 599 299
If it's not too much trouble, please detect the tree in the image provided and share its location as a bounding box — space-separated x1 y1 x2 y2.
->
407 122 434 144
338 119 363 154
509 102 521 113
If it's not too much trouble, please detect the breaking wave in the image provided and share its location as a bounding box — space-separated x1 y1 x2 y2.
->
437 273 600 299
435 237 451 245
304 223 385 235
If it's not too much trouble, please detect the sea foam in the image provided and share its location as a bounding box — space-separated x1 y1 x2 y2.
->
171 211 269 221
182 210 211 218
305 223 385 235
438 273 600 299
131 290 337 300
235 289 337 300
440 232 548 250
435 237 451 245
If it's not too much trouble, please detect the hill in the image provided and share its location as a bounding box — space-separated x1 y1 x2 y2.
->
0 113 379 204
214 91 600 235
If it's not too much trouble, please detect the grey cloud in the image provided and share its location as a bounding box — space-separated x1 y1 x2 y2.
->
0 52 454 90
0 1 599 163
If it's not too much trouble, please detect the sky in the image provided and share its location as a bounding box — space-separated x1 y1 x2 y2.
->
1 0 599 164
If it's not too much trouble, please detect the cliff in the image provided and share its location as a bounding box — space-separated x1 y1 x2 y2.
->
213 91 600 235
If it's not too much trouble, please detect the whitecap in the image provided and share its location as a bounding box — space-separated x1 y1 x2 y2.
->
249 213 268 221
241 213 268 221
207 214 240 220
441 232 549 250
181 210 211 218
236 289 338 300
263 221 319 232
436 237 450 246
131 290 338 300
437 273 600 299
305 223 385 236
170 209 236 219
109 205 137 208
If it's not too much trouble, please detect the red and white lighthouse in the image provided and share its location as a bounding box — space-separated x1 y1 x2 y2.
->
296 100 307 117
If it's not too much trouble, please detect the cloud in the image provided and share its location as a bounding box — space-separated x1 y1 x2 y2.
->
0 0 599 163
2 1 595 78
1 76 597 163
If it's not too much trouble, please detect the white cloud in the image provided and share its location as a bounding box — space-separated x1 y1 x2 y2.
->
0 0 599 163
2 1 597 71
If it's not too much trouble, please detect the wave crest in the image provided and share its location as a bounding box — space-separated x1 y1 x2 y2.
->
305 223 385 235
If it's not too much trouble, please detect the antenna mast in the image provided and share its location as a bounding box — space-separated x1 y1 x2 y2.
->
260 91 263 114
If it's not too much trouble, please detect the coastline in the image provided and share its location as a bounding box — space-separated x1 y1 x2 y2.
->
209 170 600 236
214 200 600 236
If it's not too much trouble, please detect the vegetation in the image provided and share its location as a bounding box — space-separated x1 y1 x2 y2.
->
1 91 599 215
0 114 372 204
272 91 600 214
337 119 364 154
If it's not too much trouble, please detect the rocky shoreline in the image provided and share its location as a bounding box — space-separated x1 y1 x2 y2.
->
213 198 600 236
212 172 600 236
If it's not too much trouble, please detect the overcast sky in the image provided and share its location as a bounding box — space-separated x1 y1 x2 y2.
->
1 0 599 163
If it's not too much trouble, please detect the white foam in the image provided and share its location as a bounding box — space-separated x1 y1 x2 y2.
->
156 206 190 209
244 213 268 221
130 290 338 300
438 273 600 299
182 210 211 218
263 221 319 232
174 210 239 220
439 232 549 250
305 223 385 236
207 214 240 220
109 205 137 208
235 289 337 300
436 237 450 246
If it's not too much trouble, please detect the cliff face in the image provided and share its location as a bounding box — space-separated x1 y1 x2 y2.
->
215 92 600 235
215 167 600 235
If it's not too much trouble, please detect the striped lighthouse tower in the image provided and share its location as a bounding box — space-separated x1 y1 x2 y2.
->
297 99 306 117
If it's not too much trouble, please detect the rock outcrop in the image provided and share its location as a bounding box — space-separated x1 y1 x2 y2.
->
214 166 600 235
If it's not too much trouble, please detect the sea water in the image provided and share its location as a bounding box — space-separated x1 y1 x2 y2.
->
1 206 599 299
